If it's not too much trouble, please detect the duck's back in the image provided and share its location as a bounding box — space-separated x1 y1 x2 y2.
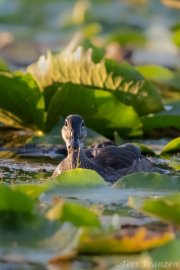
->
91 143 142 170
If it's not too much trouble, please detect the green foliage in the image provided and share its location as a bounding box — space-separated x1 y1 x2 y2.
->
0 46 166 137
0 59 9 72
113 172 180 190
12 183 48 199
172 29 180 47
28 47 163 116
150 239 180 265
142 101 180 131
53 168 107 187
0 184 34 213
128 193 180 225
161 137 180 154
47 200 101 227
0 72 45 130
136 64 180 93
108 28 146 45
133 143 156 155
46 83 142 136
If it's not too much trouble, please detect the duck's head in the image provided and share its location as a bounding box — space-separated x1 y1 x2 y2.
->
61 114 87 153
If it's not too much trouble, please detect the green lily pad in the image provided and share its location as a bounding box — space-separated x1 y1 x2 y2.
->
142 101 180 131
28 47 163 118
161 137 180 154
46 83 142 137
108 28 146 45
12 184 48 199
113 172 180 190
0 184 34 213
136 65 174 82
150 239 180 265
0 59 9 72
133 143 156 155
0 72 45 130
136 64 180 93
128 193 180 225
47 200 101 228
172 29 180 47
53 168 107 188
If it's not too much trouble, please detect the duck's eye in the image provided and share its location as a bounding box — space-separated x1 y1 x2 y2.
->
64 120 68 129
81 121 85 129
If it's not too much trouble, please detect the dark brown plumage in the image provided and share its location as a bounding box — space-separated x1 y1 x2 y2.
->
52 114 159 182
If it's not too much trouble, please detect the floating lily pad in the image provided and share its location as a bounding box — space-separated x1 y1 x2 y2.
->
52 168 107 187
108 28 146 45
113 172 180 190
47 200 101 227
136 64 180 93
161 137 180 154
12 184 48 199
133 143 156 155
128 193 180 225
78 225 174 254
142 101 180 131
150 239 180 265
0 184 34 213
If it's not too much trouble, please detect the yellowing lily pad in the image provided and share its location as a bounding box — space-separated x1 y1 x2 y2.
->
78 225 174 254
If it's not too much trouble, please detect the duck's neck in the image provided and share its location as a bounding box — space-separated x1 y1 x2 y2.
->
67 148 84 169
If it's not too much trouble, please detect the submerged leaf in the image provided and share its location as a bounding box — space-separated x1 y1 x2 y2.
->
113 172 180 190
128 193 180 225
53 168 107 187
161 137 180 154
78 225 174 254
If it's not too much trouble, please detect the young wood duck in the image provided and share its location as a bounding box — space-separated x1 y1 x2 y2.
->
52 114 160 183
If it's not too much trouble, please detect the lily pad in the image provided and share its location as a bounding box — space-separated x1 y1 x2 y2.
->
12 184 48 199
47 200 101 228
52 168 107 188
46 83 143 137
136 64 180 93
150 239 180 265
113 172 180 190
128 193 180 225
161 137 180 154
142 101 180 131
78 225 174 254
133 143 156 155
28 47 163 117
108 28 146 45
0 184 34 213
136 65 174 82
0 72 45 130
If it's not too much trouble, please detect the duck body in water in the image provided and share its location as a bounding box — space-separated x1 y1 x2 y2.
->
52 114 160 183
